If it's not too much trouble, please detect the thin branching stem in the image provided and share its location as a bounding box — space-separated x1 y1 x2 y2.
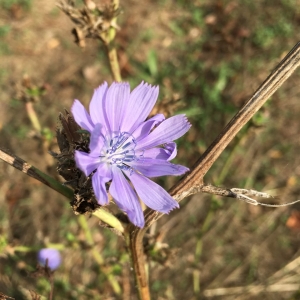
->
0 147 125 233
171 42 300 201
0 147 74 199
128 42 300 300
105 0 121 82
25 102 42 132
125 228 150 300
107 45 122 82
154 41 300 226
78 215 122 295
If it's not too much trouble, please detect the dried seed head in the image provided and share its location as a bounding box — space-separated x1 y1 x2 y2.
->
58 0 120 46
51 110 100 214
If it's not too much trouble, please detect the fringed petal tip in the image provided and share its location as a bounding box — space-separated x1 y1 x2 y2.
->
163 201 180 215
92 81 108 99
95 81 108 90
136 114 191 150
182 114 192 128
137 80 158 89
109 81 131 89
159 199 179 214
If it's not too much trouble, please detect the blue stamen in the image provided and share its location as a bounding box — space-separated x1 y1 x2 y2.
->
102 131 137 168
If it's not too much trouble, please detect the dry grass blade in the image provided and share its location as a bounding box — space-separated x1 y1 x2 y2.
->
203 283 300 297
0 292 15 300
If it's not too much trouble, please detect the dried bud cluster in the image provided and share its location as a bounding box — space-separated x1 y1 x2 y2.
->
58 0 120 47
15 74 48 103
50 110 100 214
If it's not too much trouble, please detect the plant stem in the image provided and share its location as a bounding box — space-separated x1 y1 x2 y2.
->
92 208 124 233
104 0 121 82
0 147 73 199
49 275 54 300
78 215 122 295
0 147 125 233
25 102 42 132
107 45 122 82
127 42 300 300
146 41 300 227
172 42 300 199
125 227 150 300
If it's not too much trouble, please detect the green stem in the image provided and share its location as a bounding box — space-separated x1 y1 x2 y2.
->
33 167 74 199
0 147 74 199
0 148 125 233
102 0 121 82
78 215 122 295
92 209 124 233
107 45 122 82
25 102 42 133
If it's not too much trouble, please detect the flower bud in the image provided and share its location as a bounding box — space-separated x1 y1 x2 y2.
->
38 248 61 270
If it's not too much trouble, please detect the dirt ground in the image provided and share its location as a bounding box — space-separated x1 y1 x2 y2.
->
1 0 300 299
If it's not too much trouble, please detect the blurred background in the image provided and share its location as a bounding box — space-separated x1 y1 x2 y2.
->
1 0 300 299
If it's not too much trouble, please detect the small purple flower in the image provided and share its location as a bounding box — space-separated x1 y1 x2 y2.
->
72 81 191 228
38 248 61 270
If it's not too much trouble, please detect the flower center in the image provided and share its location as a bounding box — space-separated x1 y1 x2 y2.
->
104 131 137 169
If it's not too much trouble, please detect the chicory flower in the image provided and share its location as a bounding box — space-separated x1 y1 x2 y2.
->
38 248 61 270
72 81 191 228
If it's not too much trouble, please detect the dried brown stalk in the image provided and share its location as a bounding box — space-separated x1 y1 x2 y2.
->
127 42 300 300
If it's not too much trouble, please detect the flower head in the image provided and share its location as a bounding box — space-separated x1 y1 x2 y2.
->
72 81 191 228
38 248 61 270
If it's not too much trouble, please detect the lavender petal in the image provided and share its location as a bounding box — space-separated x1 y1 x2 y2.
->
89 123 105 154
96 162 113 179
89 82 109 129
127 171 179 213
132 114 165 141
136 114 191 150
137 142 177 161
105 82 130 133
109 166 145 228
129 159 189 177
122 82 159 133
71 99 94 132
75 150 100 176
92 171 109 205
